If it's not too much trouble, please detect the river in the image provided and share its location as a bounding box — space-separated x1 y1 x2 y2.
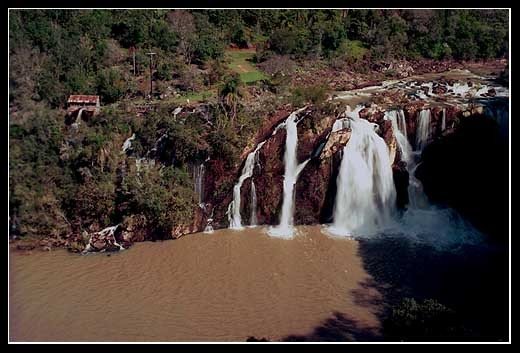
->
9 226 382 342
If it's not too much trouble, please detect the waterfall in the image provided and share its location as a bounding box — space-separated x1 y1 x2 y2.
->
77 108 84 121
415 109 431 151
269 108 309 238
250 179 258 227
227 112 297 230
173 107 183 117
484 102 509 138
122 133 136 154
204 222 214 233
229 141 267 229
194 163 205 207
386 110 412 164
332 105 365 132
386 110 429 209
204 208 214 234
441 108 446 132
328 109 396 237
397 109 407 138
71 108 85 129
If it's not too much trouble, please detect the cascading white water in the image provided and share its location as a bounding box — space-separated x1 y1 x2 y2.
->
227 114 298 230
484 103 509 138
446 82 491 98
204 221 214 234
386 110 412 164
386 110 429 209
204 208 214 234
194 163 205 207
269 108 310 238
71 108 85 130
381 108 482 248
228 141 267 229
328 109 396 237
122 133 136 154
83 225 124 253
397 109 408 138
415 109 431 151
441 108 446 132
250 179 258 227
172 107 183 117
332 105 364 132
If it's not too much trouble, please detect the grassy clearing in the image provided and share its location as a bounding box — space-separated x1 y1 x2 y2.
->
225 49 267 84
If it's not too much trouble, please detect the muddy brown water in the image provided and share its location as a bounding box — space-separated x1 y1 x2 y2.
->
9 226 382 342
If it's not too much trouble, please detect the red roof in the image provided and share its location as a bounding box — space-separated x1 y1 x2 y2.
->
67 95 99 104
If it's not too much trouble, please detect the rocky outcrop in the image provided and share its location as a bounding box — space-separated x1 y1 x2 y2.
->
321 129 351 160
251 127 287 224
210 86 504 229
82 225 125 253
171 206 206 239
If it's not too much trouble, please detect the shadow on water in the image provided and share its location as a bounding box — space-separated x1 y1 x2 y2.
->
271 113 509 342
417 113 509 243
355 236 509 341
281 312 382 342
265 237 508 342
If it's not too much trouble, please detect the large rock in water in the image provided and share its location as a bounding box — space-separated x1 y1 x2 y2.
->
83 225 125 253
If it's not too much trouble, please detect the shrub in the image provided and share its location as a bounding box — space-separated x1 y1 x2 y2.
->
257 54 296 76
384 298 467 340
290 85 328 107
177 65 203 92
121 165 195 238
96 68 126 103
204 59 228 86
337 40 367 64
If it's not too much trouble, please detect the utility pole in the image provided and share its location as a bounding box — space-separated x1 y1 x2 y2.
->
147 51 156 98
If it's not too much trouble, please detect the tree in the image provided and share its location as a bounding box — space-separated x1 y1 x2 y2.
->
96 68 126 103
219 74 243 125
167 10 197 64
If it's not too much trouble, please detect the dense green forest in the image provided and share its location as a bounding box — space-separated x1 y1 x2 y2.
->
9 9 509 242
10 9 508 108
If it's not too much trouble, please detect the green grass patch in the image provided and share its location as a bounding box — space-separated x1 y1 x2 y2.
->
171 90 215 104
225 49 267 84
239 71 267 84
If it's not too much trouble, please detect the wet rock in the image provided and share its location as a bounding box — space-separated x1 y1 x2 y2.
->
253 129 286 224
432 84 447 95
359 108 371 120
120 214 151 244
296 111 336 162
16 243 36 251
83 225 124 254
393 162 410 209
486 88 496 97
67 241 85 253
321 129 351 160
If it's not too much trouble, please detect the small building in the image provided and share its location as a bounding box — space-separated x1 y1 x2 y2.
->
67 95 100 113
66 95 100 124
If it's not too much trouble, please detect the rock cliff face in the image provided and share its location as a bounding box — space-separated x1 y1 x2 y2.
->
203 103 463 230
77 75 507 252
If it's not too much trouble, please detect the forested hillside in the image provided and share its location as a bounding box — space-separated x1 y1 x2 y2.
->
10 10 508 108
9 9 509 245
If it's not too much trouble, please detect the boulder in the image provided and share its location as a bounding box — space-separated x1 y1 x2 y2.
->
432 84 447 95
83 225 124 254
320 129 351 160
